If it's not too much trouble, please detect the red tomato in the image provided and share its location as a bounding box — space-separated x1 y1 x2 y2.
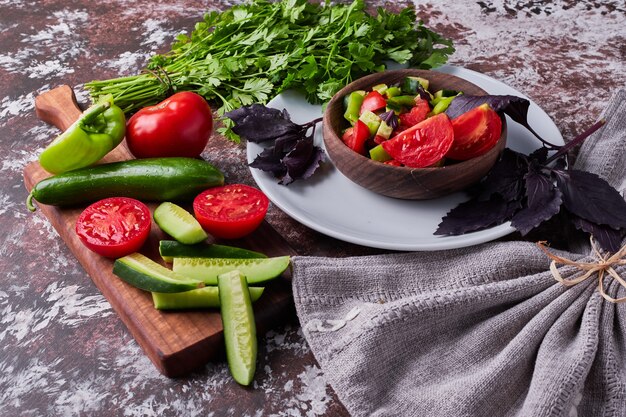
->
381 113 454 168
446 104 502 160
126 92 213 158
360 91 387 114
341 120 370 155
193 184 269 239
399 99 431 127
75 197 151 258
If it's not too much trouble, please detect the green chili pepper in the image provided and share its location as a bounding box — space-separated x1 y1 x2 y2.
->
39 96 126 174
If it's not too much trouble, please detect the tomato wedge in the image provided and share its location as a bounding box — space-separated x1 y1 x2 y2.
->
399 99 431 127
360 91 387 114
446 104 502 160
193 184 269 239
75 197 151 258
341 120 370 154
381 113 454 168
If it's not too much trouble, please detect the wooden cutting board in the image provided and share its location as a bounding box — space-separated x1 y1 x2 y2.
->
23 85 297 377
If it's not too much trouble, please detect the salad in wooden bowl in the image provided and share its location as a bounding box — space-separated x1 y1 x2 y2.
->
323 69 507 200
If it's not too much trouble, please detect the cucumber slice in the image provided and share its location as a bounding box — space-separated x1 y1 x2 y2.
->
152 286 264 310
172 256 290 285
154 202 208 245
159 240 267 263
219 270 257 385
113 253 203 293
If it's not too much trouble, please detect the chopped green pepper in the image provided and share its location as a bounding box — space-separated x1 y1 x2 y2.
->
39 96 126 174
386 95 416 111
343 91 366 125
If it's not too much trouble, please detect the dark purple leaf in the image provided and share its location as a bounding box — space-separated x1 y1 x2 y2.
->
445 94 554 147
415 84 431 101
572 216 624 253
510 170 563 235
273 132 302 154
435 195 521 235
446 94 526 119
248 148 286 177
225 104 301 143
280 137 325 185
380 111 398 129
554 169 626 228
528 147 548 164
478 149 528 201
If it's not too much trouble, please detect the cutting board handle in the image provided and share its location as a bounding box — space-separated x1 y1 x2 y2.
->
35 85 83 131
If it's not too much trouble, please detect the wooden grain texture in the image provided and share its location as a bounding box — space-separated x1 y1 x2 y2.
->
23 85 296 377
323 69 507 200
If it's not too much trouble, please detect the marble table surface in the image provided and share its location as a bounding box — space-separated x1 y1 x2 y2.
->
1 0 623 415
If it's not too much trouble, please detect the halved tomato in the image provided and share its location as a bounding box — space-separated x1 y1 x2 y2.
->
399 99 431 127
75 197 151 258
445 104 502 160
193 184 269 239
360 91 387 114
381 113 454 168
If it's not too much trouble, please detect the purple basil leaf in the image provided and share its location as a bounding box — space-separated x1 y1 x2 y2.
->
415 84 431 101
554 169 626 229
478 149 528 201
280 137 325 185
249 148 287 177
380 110 398 129
571 216 624 253
273 132 302 155
446 94 553 147
446 94 527 119
510 170 563 235
225 104 301 143
435 195 521 235
528 147 549 164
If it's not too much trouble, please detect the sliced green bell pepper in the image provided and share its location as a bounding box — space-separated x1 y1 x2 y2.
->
39 96 125 174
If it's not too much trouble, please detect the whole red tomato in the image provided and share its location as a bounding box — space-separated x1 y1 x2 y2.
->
126 92 213 158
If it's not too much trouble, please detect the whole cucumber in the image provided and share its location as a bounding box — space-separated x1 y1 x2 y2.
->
27 157 224 211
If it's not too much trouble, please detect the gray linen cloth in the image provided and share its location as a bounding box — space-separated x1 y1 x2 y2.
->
291 89 626 417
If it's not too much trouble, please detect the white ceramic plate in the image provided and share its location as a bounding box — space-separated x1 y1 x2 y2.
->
246 65 563 251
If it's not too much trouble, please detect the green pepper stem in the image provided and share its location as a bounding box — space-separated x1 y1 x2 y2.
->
79 101 112 126
26 192 37 212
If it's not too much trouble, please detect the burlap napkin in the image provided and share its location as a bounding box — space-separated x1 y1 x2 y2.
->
291 89 626 417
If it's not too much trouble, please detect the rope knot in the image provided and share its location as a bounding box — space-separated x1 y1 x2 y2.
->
537 236 626 303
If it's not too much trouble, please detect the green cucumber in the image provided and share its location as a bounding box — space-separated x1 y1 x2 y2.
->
152 286 264 310
172 256 290 285
154 202 208 245
219 270 257 386
113 253 204 293
159 240 267 263
358 110 381 136
27 157 224 211
369 144 392 162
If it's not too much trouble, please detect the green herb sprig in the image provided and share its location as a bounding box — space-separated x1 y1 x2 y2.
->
85 0 454 141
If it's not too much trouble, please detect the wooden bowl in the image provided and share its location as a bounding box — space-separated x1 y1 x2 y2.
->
322 69 507 200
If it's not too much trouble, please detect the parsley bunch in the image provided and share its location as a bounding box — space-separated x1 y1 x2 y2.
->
85 0 454 141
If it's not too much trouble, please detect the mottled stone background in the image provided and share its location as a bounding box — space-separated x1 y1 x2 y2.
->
0 0 623 416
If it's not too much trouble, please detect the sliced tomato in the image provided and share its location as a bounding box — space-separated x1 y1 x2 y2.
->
360 91 387 114
75 197 151 258
446 104 503 160
193 184 269 239
381 113 454 168
399 99 431 127
342 120 370 155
